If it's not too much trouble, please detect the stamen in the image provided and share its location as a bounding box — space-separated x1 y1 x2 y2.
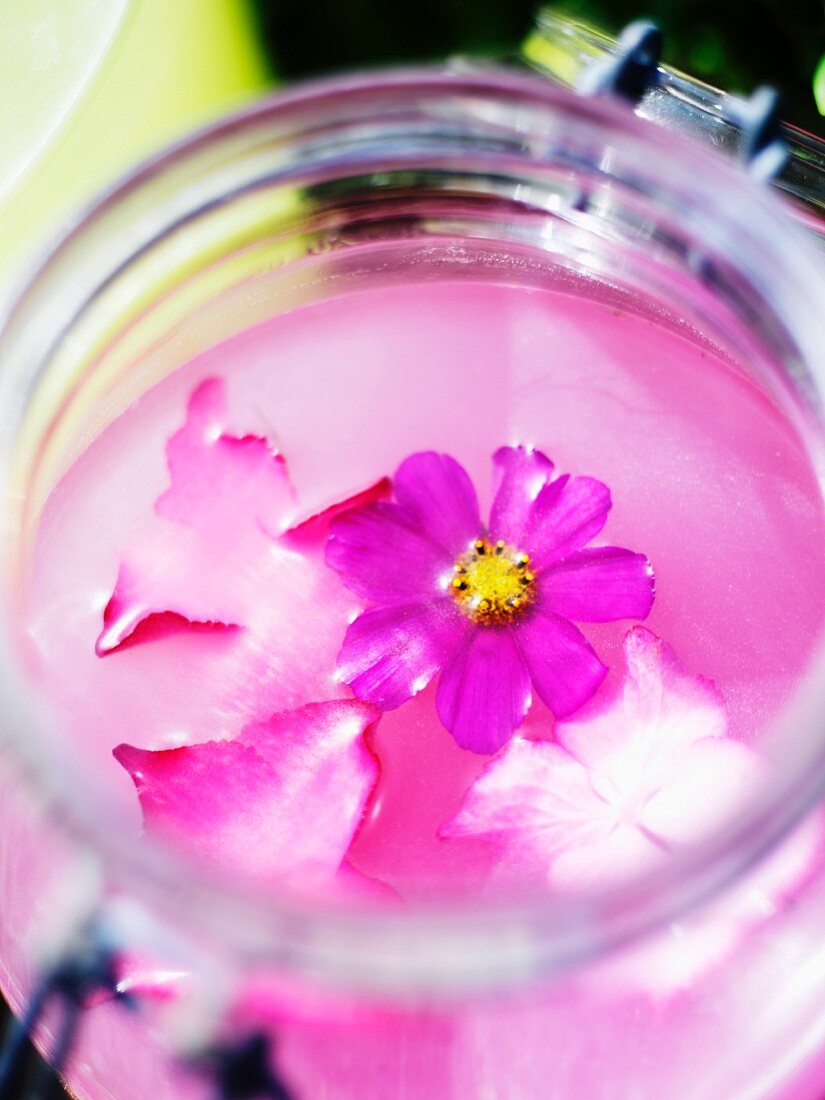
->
450 537 537 626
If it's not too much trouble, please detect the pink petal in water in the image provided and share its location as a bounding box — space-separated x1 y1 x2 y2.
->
282 478 391 548
156 377 295 541
442 628 765 894
114 699 380 886
96 379 296 654
441 738 601 840
559 626 727 776
96 379 383 663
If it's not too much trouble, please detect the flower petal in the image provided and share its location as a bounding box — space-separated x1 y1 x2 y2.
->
282 478 391 548
393 452 481 557
622 626 727 740
238 698 379 773
96 528 244 655
642 738 764 846
157 377 295 540
440 739 658 888
337 600 465 711
441 739 601 839
559 627 728 774
96 378 296 654
516 608 607 718
435 628 532 754
114 740 297 878
526 474 612 565
488 446 554 546
113 700 379 884
325 503 450 603
442 628 774 905
547 825 664 890
542 547 654 622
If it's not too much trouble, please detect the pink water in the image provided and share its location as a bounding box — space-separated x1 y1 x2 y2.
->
13 276 825 1098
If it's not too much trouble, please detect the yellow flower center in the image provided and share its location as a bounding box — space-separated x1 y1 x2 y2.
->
450 538 536 626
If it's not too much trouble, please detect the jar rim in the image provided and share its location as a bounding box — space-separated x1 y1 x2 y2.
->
1 64 824 996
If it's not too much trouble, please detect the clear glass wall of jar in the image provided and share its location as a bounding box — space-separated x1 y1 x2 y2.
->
0 69 824 1100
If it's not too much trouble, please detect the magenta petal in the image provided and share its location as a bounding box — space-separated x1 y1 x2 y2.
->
542 547 654 622
435 628 532 754
114 701 379 883
488 446 554 546
283 478 391 548
337 599 465 710
96 378 297 654
526 474 612 565
393 452 481 557
96 528 245 655
238 699 379 772
114 740 301 879
157 378 295 540
516 608 607 718
326 503 450 603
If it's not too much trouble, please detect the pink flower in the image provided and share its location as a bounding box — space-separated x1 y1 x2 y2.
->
441 628 763 889
114 700 380 886
326 448 654 754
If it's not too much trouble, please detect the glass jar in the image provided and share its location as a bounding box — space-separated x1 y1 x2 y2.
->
524 9 825 245
0 67 824 1100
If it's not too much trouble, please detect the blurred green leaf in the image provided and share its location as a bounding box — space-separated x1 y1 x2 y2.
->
815 53 825 116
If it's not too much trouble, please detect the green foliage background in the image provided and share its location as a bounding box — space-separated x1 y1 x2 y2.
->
251 0 824 134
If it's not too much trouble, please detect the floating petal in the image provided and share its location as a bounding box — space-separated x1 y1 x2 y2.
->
157 377 294 541
442 630 763 895
97 379 295 654
442 739 601 839
643 737 764 846
283 478 391 549
559 627 728 775
114 699 379 884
